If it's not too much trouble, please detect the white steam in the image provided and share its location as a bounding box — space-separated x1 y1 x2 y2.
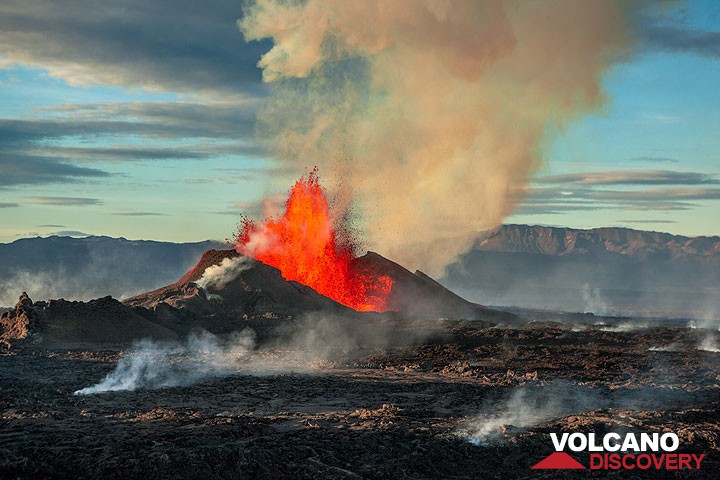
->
461 381 599 445
74 329 256 395
597 321 650 333
460 379 691 446
582 283 611 316
196 256 254 290
648 343 681 352
73 313 433 395
463 386 561 445
698 335 719 353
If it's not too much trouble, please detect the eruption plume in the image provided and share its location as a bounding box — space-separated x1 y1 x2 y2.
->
235 169 393 311
239 0 636 274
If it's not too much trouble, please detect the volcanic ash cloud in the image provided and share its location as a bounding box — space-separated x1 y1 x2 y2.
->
239 0 636 274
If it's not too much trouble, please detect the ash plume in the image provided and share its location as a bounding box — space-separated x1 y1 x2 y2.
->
239 0 637 274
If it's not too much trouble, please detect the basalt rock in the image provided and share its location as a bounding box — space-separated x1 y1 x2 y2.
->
1 248 515 350
124 249 354 330
0 292 40 349
354 252 516 322
0 292 177 350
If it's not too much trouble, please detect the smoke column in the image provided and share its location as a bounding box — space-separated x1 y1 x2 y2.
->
239 0 635 274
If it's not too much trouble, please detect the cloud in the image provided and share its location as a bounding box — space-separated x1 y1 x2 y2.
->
37 224 65 227
517 173 720 217
618 204 694 211
591 187 720 201
27 196 103 206
0 0 270 96
642 24 720 59
513 186 720 216
632 156 679 163
512 203 604 216
618 219 677 224
1 101 260 142
13 229 93 238
536 170 718 186
0 155 111 187
184 176 254 185
638 113 680 124
0 100 265 188
111 212 168 217
0 202 19 208
48 230 92 237
42 101 262 138
44 143 266 163
44 146 208 162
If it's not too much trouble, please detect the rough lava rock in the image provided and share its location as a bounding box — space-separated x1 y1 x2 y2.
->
1 249 516 349
0 292 38 349
124 249 354 328
0 292 177 350
353 252 515 322
128 249 514 322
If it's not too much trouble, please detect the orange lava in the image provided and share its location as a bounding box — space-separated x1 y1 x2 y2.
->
234 169 393 311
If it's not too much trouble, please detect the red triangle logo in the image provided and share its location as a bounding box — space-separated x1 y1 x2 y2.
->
531 452 586 470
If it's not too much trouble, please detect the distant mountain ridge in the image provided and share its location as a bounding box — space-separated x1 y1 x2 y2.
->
0 235 224 306
472 224 720 261
442 224 720 318
2 227 718 319
1 249 513 349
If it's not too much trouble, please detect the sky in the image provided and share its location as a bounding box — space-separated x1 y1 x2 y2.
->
0 0 719 244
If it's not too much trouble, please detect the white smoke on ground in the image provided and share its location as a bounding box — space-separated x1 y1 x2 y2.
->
239 0 638 275
196 256 254 290
694 310 720 353
462 380 597 445
597 321 650 333
74 329 256 395
269 312 439 362
582 284 612 316
461 380 692 446
648 343 681 352
73 313 435 395
698 335 719 353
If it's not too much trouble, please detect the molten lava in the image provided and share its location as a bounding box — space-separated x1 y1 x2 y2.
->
234 169 393 312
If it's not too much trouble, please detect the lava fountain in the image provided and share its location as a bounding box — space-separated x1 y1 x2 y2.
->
234 169 393 312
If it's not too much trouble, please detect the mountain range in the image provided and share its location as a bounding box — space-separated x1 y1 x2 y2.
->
1 248 512 349
0 235 223 306
441 224 720 318
1 225 718 318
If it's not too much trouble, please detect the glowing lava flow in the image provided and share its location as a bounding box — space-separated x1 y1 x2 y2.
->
234 169 393 312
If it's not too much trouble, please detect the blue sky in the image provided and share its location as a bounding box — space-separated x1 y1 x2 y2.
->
0 0 719 243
